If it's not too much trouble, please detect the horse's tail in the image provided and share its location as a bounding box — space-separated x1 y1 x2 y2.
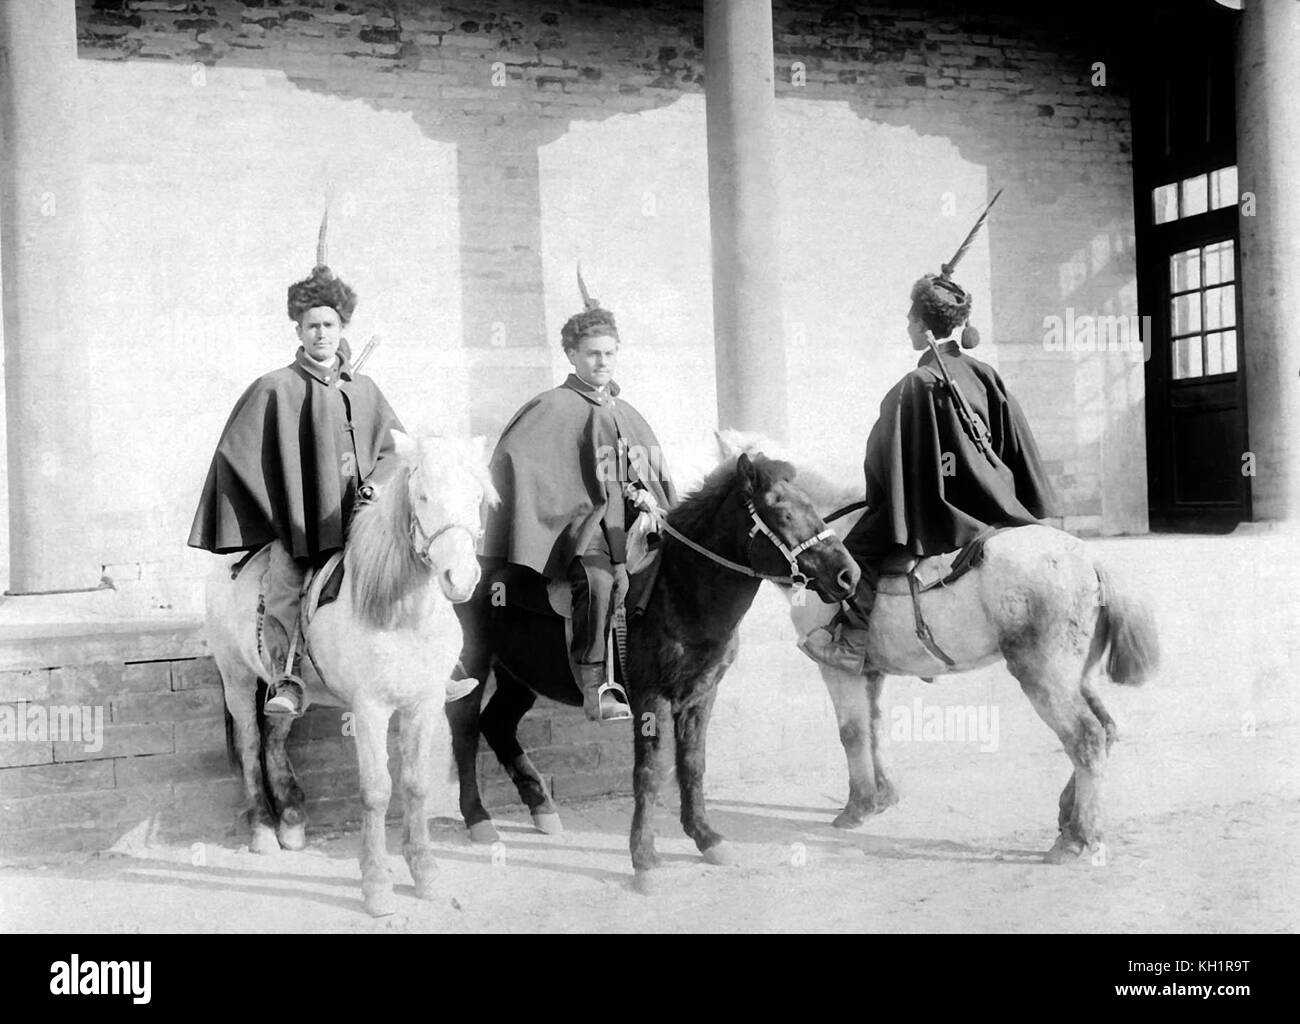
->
1091 562 1160 686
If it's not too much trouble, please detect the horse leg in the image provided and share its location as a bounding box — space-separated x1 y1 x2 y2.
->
629 688 671 893
220 666 279 854
1010 656 1109 863
398 692 442 901
260 703 307 851
443 678 498 845
1082 681 1119 753
674 683 732 865
824 667 897 828
481 671 562 835
353 701 397 916
866 672 899 808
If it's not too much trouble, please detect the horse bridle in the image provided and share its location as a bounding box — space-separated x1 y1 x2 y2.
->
406 484 486 569
658 497 836 590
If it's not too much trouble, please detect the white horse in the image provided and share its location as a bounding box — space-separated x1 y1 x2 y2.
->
715 430 1159 862
205 432 497 916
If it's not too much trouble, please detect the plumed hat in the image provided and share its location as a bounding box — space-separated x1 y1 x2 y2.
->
287 205 357 323
911 188 1003 349
910 273 973 342
560 264 618 350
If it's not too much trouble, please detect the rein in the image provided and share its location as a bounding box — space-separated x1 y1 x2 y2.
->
658 498 835 590
824 499 868 523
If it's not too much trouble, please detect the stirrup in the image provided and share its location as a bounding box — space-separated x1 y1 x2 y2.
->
596 681 632 723
265 674 306 717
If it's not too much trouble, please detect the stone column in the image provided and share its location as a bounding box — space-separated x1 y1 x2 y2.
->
704 0 788 440
455 126 552 442
1236 0 1300 524
0 1 103 591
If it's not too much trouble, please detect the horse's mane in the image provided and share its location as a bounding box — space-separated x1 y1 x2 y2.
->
345 462 432 630
714 428 864 514
668 454 796 540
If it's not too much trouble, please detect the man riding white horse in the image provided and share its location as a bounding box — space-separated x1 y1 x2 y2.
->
800 193 1057 675
188 213 405 716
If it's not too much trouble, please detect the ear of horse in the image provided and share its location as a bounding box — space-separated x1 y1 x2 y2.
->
736 451 758 498
391 429 420 465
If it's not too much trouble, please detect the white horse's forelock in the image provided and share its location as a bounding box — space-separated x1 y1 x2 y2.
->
345 436 498 629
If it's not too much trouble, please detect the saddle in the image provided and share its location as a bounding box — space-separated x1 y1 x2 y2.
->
872 526 1004 668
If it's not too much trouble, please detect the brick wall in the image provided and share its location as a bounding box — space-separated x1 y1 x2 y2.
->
0 626 633 857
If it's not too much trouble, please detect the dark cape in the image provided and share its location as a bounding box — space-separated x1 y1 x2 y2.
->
845 341 1057 560
188 347 404 559
482 374 677 579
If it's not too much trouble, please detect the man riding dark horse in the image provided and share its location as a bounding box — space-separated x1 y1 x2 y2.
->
452 270 677 722
800 193 1058 675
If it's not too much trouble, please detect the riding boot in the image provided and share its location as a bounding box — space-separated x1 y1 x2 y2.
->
798 567 877 676
576 663 631 723
797 613 871 675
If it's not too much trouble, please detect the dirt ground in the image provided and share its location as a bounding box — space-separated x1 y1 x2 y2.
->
1 716 1295 934
2 531 1297 933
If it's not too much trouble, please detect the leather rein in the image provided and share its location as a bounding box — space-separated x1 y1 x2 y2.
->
658 498 835 591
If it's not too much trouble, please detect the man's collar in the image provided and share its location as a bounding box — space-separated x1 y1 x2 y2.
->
295 347 353 385
918 339 962 367
562 373 620 404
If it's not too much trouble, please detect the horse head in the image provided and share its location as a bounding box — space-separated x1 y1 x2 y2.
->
390 431 498 603
734 452 860 602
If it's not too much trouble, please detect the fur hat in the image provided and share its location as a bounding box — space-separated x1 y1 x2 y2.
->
561 306 618 350
561 264 618 350
910 273 972 341
287 265 356 324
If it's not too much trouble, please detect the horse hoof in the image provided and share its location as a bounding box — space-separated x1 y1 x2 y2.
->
1043 834 1087 864
467 820 500 845
832 810 867 830
250 825 280 855
531 811 564 835
364 888 398 918
277 821 306 851
413 874 439 901
702 842 736 867
632 870 659 896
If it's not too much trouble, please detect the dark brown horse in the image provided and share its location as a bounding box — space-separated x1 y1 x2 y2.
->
444 453 859 888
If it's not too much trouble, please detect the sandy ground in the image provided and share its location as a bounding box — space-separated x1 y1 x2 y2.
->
2 530 1298 933
1 714 1295 933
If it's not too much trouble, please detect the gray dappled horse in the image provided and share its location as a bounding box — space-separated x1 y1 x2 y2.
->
716 431 1160 863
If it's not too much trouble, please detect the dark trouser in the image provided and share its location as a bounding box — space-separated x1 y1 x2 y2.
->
264 543 338 673
451 563 496 684
566 541 628 666
839 557 883 630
